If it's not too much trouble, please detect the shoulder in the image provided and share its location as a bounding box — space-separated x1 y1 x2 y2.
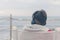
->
23 24 40 30
22 24 49 32
22 25 32 31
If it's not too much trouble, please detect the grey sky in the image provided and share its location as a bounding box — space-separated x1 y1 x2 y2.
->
0 0 60 16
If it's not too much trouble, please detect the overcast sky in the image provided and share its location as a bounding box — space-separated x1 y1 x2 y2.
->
0 0 60 16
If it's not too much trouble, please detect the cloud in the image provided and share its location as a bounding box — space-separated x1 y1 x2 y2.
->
48 0 60 5
0 9 10 16
0 0 8 2
0 0 60 16
16 0 36 3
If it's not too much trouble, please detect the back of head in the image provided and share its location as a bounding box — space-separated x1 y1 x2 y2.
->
31 9 47 26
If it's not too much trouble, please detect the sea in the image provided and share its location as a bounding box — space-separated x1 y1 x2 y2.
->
0 16 60 40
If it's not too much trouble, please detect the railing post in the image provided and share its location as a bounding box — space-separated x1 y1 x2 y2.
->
10 14 12 40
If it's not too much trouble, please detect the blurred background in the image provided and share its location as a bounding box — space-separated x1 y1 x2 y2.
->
0 0 60 40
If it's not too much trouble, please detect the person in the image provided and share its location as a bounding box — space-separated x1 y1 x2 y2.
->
20 9 49 40
31 9 47 26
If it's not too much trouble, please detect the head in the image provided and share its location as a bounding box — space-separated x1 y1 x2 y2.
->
31 9 47 26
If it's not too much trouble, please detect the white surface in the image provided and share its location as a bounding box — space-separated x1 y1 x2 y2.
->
12 30 57 40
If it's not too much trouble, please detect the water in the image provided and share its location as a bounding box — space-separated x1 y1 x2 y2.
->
0 16 60 40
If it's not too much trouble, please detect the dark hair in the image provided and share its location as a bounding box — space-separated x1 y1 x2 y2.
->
31 9 47 26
